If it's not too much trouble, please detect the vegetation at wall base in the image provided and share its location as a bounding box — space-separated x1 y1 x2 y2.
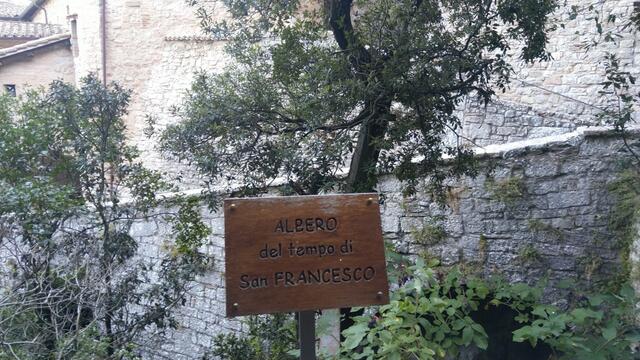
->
341 249 640 360
209 248 640 360
204 314 297 360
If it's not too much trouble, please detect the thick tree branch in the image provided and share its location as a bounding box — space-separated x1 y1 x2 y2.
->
327 0 372 72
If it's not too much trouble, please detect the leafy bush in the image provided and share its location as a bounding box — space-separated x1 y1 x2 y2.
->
206 314 297 360
513 284 640 359
0 76 210 359
340 250 640 360
341 257 501 359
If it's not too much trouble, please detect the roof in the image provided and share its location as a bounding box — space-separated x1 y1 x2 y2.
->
0 1 24 19
0 31 69 60
0 19 63 39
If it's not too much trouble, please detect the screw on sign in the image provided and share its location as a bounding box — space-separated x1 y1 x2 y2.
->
224 193 390 359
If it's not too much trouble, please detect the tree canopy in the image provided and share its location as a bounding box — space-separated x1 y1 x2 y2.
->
0 76 210 359
162 0 557 198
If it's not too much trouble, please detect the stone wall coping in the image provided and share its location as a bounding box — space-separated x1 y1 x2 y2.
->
164 35 224 42
118 125 640 205
472 125 640 158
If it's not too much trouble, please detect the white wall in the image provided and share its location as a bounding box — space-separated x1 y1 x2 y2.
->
0 42 75 96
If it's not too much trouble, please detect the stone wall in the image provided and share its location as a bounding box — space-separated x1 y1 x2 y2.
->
459 98 594 147
454 0 640 145
493 0 640 119
103 0 228 185
379 129 628 287
132 128 637 359
128 206 241 359
0 41 75 96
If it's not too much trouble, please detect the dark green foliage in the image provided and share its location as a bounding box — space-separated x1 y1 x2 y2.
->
607 168 640 288
341 257 494 359
164 0 558 200
206 314 297 360
0 76 210 359
512 284 640 360
172 196 212 255
341 250 640 359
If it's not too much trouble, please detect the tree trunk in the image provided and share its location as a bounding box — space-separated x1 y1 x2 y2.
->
328 0 393 345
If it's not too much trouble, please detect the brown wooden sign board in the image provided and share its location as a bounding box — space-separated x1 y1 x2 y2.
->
224 193 390 317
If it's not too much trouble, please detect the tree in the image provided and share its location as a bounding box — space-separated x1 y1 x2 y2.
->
0 75 210 359
160 0 558 338
163 0 557 197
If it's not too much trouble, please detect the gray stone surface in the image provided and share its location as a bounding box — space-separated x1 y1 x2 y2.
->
128 130 638 359
459 99 594 146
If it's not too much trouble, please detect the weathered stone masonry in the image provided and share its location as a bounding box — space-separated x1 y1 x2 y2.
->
380 129 629 286
459 98 596 147
135 128 638 359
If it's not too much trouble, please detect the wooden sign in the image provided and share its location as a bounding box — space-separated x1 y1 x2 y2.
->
224 193 390 317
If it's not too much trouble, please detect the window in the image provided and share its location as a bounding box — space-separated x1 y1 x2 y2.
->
4 84 16 97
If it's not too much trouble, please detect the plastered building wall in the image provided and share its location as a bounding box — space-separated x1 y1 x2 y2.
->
0 38 29 48
31 0 70 24
30 0 227 184
32 0 105 85
104 0 228 181
20 0 640 171
0 42 75 96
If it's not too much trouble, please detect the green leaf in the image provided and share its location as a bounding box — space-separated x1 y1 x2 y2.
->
570 308 601 324
342 323 369 350
602 326 617 341
462 326 473 345
473 332 489 350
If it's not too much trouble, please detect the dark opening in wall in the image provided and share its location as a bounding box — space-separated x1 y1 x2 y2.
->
4 84 16 97
471 303 553 360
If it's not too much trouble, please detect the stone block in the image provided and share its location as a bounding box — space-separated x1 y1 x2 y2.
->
399 216 423 232
209 217 224 235
524 161 560 178
528 127 565 139
381 215 400 233
131 220 158 237
547 191 590 209
547 256 575 271
529 180 559 195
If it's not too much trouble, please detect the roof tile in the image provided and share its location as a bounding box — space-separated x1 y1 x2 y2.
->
0 20 64 39
0 1 24 19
